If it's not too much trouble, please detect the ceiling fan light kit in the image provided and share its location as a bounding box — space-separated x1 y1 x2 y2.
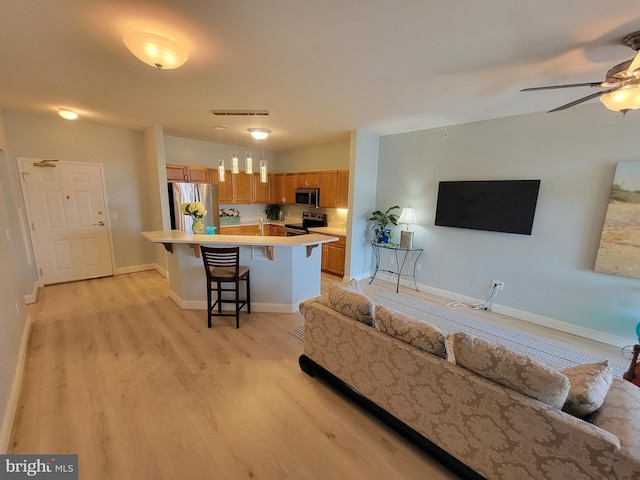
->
522 31 640 115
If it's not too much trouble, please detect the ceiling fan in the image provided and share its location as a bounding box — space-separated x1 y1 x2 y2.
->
521 31 640 115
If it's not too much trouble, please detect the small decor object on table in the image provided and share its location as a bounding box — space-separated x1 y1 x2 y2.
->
181 201 207 234
367 205 400 244
220 208 242 224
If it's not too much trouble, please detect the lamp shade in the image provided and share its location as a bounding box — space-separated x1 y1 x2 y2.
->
600 79 640 112
398 207 417 225
248 128 271 140
123 32 188 69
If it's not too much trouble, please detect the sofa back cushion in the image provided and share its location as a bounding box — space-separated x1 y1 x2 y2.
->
327 280 378 329
451 332 571 409
376 305 447 358
562 361 613 417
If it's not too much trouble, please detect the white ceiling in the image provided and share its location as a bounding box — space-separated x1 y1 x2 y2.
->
1 1 640 152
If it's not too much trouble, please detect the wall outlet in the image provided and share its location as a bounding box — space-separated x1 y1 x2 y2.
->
492 280 504 290
416 263 422 271
389 257 395 266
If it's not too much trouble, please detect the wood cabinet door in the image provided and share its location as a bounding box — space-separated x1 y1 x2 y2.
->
284 174 297 204
319 170 338 208
337 170 349 208
253 173 271 203
211 170 234 203
188 167 210 184
232 172 253 203
324 243 346 276
297 172 320 188
166 165 187 182
219 225 259 235
274 174 286 204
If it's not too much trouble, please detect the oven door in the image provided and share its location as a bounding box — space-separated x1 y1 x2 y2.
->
284 227 308 236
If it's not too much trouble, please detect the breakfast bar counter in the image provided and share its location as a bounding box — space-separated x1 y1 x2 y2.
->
143 230 338 313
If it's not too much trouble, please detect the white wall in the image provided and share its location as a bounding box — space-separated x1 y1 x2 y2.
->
0 115 29 452
378 103 640 343
3 113 155 270
275 141 349 172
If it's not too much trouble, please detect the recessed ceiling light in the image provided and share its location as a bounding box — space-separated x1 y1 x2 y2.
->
58 108 78 120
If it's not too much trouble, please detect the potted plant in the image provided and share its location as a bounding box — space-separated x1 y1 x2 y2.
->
264 204 281 221
367 205 400 243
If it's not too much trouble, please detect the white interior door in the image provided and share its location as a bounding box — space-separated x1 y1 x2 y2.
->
19 158 114 285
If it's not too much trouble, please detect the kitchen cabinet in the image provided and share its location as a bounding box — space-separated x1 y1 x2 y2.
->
275 173 297 204
232 172 253 203
337 169 349 208
297 171 319 188
253 173 271 203
210 170 234 203
319 170 339 208
266 224 285 236
218 224 259 235
321 235 346 276
166 165 210 183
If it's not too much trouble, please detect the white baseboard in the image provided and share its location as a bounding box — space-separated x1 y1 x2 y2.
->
0 315 32 454
23 280 42 305
114 263 158 275
167 291 297 313
373 272 633 348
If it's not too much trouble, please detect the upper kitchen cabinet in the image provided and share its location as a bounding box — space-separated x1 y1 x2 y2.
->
297 172 319 188
232 172 253 203
319 171 338 208
166 164 210 183
318 170 349 208
253 173 271 204
210 170 233 203
275 173 297 204
337 169 349 208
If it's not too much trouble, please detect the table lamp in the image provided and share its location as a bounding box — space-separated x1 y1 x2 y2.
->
398 206 416 249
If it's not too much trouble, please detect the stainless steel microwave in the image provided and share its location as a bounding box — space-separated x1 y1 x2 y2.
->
295 188 319 207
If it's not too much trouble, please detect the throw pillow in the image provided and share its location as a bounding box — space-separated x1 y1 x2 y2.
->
561 361 613 417
328 280 378 329
376 305 447 358
451 332 571 409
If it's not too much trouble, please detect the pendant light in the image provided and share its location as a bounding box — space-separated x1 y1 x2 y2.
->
260 145 268 183
245 152 253 174
217 130 225 182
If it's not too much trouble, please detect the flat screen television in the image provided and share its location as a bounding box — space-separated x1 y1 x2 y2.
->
435 180 541 235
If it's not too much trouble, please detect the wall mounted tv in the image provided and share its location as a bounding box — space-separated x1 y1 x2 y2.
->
435 180 541 235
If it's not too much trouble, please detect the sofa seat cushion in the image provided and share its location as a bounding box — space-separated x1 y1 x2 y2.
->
562 361 613 417
376 305 447 358
587 378 640 478
451 332 570 409
327 279 378 329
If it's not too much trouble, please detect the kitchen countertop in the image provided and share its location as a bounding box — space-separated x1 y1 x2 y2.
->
308 226 347 236
142 230 337 247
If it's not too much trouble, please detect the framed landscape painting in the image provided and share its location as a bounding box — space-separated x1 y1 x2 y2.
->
595 162 640 278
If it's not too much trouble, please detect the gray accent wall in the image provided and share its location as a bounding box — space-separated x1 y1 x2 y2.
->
377 102 640 343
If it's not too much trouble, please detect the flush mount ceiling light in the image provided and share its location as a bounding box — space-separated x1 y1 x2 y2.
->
123 31 188 69
248 128 271 140
58 108 78 120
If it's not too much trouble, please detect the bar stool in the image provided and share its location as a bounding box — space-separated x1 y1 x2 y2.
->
200 246 251 328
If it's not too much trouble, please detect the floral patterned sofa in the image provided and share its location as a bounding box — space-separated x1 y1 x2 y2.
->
298 281 640 480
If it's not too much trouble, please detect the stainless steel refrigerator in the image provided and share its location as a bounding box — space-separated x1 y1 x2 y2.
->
168 182 220 234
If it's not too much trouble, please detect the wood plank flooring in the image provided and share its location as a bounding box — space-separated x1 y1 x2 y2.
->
10 271 459 479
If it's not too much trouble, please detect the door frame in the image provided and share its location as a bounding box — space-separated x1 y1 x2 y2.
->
17 157 117 285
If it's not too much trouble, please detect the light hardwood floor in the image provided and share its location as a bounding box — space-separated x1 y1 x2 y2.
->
11 271 459 479
10 270 628 479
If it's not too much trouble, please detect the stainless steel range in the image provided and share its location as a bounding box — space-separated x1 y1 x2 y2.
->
284 211 327 236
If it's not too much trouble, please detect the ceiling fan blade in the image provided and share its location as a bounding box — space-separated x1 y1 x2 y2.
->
629 50 640 74
548 88 616 112
520 82 603 92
